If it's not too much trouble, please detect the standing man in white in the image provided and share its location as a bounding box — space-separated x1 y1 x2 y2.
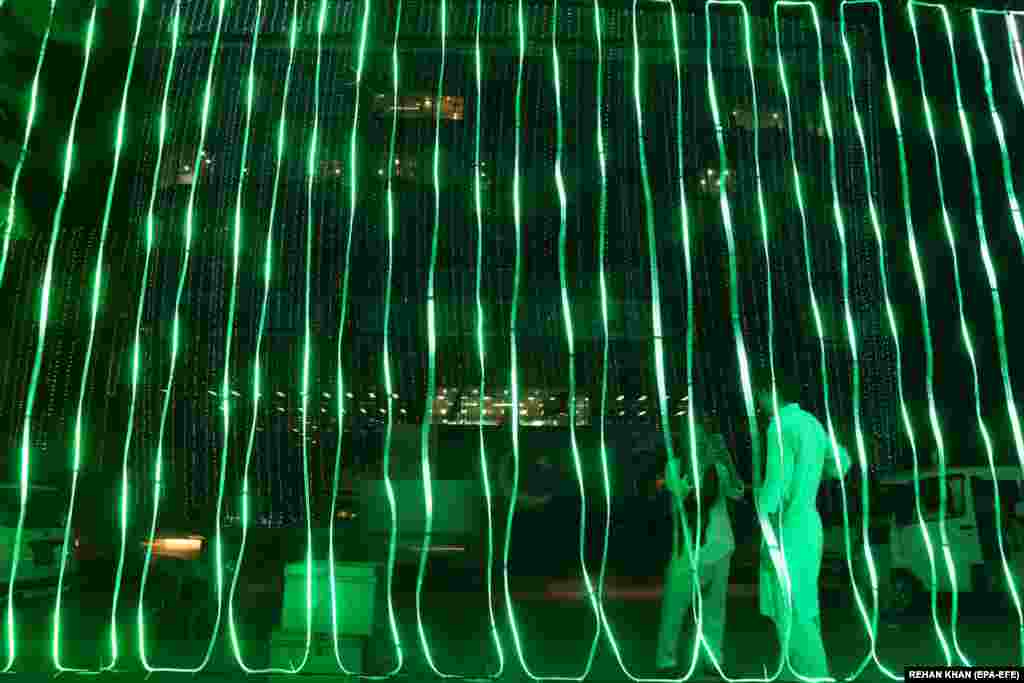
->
753 369 849 681
656 416 745 675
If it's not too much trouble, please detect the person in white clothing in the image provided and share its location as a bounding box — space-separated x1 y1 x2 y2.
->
754 370 849 681
656 417 745 674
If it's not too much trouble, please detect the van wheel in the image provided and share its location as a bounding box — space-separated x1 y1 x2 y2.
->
889 572 917 614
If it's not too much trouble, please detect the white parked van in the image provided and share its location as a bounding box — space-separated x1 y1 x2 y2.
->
876 466 1024 612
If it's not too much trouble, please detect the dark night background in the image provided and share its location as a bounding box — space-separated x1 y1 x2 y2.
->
1 0 1022 528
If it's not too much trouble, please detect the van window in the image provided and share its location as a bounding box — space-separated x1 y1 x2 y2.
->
920 475 965 519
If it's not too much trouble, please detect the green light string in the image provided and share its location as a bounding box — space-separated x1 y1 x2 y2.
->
291 1 330 673
0 0 57 286
861 0 962 668
328 0 399 675
138 0 229 672
943 8 1024 664
597 3 705 681
54 0 146 673
783 3 897 678
970 10 1024 480
226 1 303 674
107 1 182 670
554 0 604 676
3 4 96 672
213 0 263 673
633 0 705 680
415 0 447 672
501 0 528 674
839 0 952 666
328 0 401 678
974 14 1024 259
473 0 507 674
908 2 998 666
773 2 878 679
703 3 796 681
1010 16 1024 123
587 4 617 683
498 2 607 679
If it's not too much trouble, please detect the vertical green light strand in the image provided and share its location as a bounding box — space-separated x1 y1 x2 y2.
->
3 5 96 672
292 1 331 672
587 2 616 683
799 3 897 678
705 3 795 680
214 0 263 673
866 0 961 667
226 1 302 673
773 2 872 679
502 0 528 674
106 2 182 670
973 13 1024 260
598 4 704 681
416 0 447 672
1009 15 1024 121
839 0 952 665
908 1 993 665
631 2 705 681
329 0 401 676
473 0 507 674
554 0 605 677
941 7 1024 663
138 0 229 672
0 0 57 286
54 0 146 672
972 10 1024 472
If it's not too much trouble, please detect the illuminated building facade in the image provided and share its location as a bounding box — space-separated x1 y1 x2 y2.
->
106 0 896 521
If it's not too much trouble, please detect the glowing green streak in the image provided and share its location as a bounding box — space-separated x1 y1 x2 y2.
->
289 1 330 672
702 4 797 681
107 2 182 670
328 0 400 675
773 3 877 679
973 15 1024 259
215 0 262 672
4 5 95 672
839 0 952 665
330 0 400 678
54 0 145 672
138 0 229 672
942 8 1024 663
502 0 528 673
416 0 446 672
632 1 704 680
226 2 301 673
1010 17 1024 119
0 0 57 286
971 12 1024 479
550 0 604 676
473 0 507 674
586 4 617 683
597 4 704 681
908 2 992 665
867 0 960 667
782 4 895 678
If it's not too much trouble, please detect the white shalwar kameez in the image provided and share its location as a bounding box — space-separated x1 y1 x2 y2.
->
656 434 743 672
758 403 838 681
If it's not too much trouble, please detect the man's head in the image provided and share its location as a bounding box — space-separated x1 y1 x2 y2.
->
751 364 800 418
